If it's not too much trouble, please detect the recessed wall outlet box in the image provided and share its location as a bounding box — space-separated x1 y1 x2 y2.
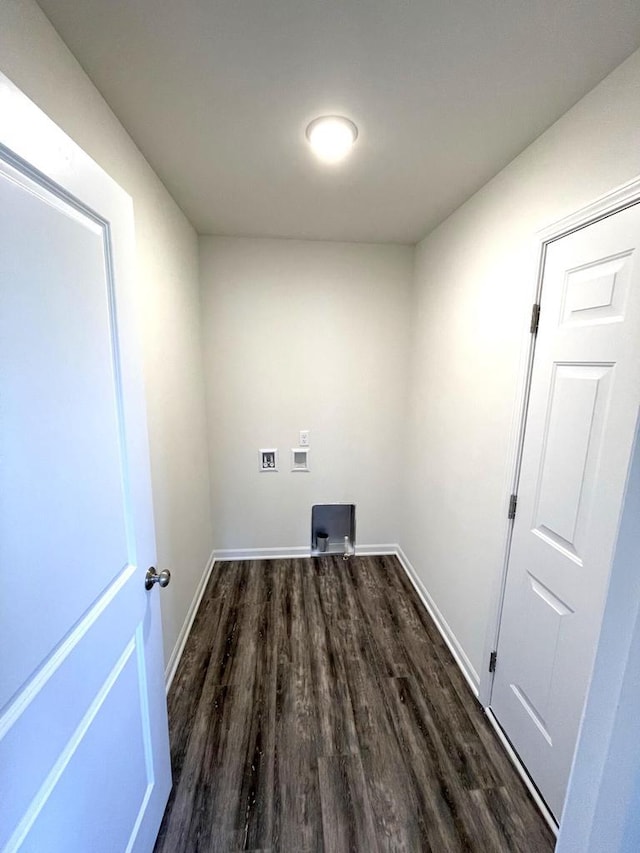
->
291 448 310 471
311 504 356 556
299 430 310 446
259 449 278 471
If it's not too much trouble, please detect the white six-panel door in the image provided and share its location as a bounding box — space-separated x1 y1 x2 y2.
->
0 75 171 851
491 202 640 820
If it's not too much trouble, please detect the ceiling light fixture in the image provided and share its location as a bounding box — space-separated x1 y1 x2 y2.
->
305 115 358 164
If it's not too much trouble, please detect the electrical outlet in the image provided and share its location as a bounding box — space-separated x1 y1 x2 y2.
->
299 430 310 446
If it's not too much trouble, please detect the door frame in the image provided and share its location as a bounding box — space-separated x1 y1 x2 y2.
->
477 173 640 818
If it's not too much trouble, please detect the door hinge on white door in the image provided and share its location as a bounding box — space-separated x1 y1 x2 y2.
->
489 651 497 673
530 303 541 335
508 494 518 519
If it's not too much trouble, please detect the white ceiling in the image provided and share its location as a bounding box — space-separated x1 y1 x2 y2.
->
38 0 640 243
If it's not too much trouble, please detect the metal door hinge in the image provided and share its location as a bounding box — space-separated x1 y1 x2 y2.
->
530 303 541 335
489 651 497 673
508 494 518 519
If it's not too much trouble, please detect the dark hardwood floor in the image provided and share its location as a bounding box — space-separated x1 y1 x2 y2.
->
154 556 555 852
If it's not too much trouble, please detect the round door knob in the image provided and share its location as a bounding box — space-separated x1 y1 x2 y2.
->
145 567 171 591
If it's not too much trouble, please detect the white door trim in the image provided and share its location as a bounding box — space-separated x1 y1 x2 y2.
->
479 173 640 709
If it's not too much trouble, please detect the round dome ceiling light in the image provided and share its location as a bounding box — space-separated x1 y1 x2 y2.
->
305 115 358 164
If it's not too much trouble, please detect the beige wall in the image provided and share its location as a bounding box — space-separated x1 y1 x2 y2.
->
402 47 640 684
200 237 413 551
0 0 214 669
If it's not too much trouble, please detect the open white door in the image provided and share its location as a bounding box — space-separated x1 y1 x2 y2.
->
491 201 640 820
0 75 171 851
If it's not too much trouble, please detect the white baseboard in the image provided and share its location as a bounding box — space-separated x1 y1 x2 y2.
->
395 546 480 697
485 709 559 835
354 543 397 555
164 549 216 693
213 545 309 561
212 543 397 561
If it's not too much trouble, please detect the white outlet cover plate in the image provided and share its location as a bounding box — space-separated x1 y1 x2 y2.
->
299 430 310 446
259 448 278 471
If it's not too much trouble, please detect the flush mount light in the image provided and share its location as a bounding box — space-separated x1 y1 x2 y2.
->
305 115 358 164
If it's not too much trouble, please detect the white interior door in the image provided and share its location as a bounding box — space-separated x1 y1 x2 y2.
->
0 76 171 851
491 201 640 820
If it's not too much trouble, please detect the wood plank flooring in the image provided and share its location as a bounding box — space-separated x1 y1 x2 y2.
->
154 556 555 852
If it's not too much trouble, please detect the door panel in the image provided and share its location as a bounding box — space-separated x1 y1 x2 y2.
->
533 362 613 559
0 75 170 852
491 203 640 820
0 161 131 708
515 572 573 739
1 568 140 846
10 630 153 853
561 252 632 325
